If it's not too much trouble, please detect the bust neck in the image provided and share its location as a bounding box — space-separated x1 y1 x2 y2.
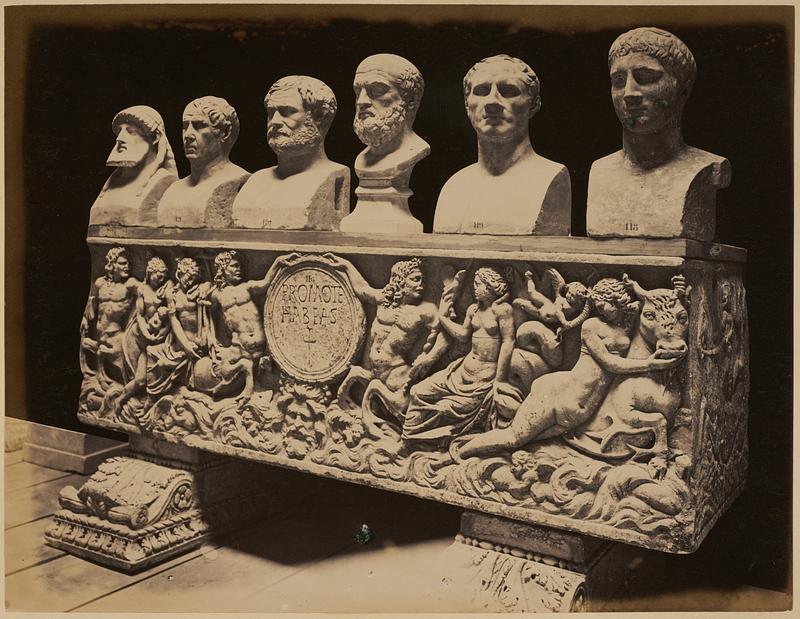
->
275 143 329 178
622 122 685 170
477 133 535 176
189 152 232 184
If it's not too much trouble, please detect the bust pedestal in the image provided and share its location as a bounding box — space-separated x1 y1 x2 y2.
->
232 163 350 231
587 147 731 241
157 169 250 229
433 156 571 235
340 141 428 234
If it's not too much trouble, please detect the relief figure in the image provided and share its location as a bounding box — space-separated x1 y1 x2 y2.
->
456 277 682 459
202 250 273 400
329 256 446 436
80 247 141 391
115 257 172 411
146 257 208 397
401 267 515 446
565 275 690 468
510 268 591 390
700 278 745 399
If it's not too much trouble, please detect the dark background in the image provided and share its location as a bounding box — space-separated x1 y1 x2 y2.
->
5 4 792 605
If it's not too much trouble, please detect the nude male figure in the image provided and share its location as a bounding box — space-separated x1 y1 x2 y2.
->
81 247 141 388
330 255 447 436
207 251 270 364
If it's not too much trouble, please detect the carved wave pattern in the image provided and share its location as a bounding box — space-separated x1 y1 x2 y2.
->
79 377 693 548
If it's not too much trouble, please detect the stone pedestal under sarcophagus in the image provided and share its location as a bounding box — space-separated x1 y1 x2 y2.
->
57 226 749 598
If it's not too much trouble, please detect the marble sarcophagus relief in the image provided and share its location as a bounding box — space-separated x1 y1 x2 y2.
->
76 227 748 554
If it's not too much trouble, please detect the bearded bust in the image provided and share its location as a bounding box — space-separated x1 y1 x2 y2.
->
351 54 429 176
90 105 178 226
231 76 350 230
586 28 731 241
340 54 429 233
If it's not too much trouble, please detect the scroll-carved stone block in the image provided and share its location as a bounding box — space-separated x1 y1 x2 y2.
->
77 228 748 558
45 437 281 572
586 28 731 240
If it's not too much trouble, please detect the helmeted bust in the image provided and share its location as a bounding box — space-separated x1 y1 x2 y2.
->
90 105 178 226
340 53 429 233
586 27 731 240
433 54 571 236
156 96 250 228
232 76 350 230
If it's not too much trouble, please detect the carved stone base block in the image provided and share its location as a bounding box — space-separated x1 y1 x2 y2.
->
44 436 273 572
441 511 634 612
45 495 210 572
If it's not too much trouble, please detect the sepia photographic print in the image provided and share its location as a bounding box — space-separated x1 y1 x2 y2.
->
4 2 793 613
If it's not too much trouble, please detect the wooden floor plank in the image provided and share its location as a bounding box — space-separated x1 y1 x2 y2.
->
5 451 24 466
5 517 66 574
77 480 464 613
235 484 466 613
4 459 790 613
5 461 73 493
5 473 85 529
5 543 213 612
234 537 462 613
75 498 354 612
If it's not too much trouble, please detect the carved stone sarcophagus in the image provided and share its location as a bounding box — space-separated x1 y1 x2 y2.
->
74 226 748 555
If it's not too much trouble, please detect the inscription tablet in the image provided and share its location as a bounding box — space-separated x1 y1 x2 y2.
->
264 255 366 383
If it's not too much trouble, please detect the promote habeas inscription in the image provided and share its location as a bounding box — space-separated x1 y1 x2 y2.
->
264 260 365 382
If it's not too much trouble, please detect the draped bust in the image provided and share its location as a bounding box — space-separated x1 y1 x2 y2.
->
90 105 178 226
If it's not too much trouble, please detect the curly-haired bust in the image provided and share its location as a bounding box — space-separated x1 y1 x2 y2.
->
433 54 571 237
232 76 350 231
587 27 731 241
157 96 250 229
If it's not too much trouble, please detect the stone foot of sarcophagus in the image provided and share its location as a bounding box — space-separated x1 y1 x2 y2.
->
44 435 277 573
439 511 648 612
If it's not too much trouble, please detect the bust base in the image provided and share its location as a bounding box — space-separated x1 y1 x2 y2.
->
340 197 423 234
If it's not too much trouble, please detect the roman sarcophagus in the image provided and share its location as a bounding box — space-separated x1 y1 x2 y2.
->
46 31 749 604
72 226 748 555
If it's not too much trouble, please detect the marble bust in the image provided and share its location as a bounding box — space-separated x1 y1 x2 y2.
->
586 27 731 241
232 76 350 230
90 106 178 226
339 53 429 234
433 55 571 236
157 96 250 228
